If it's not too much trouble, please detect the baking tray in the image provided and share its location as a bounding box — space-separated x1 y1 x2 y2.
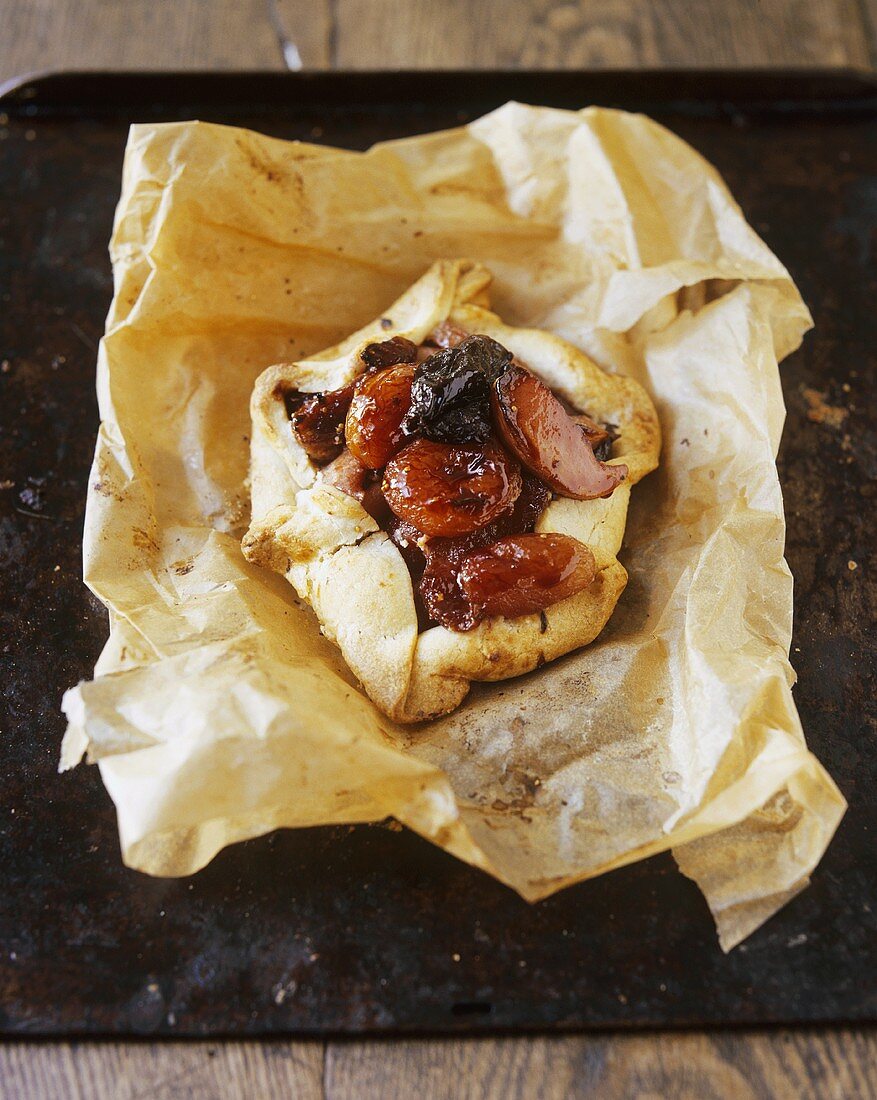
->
0 69 875 1037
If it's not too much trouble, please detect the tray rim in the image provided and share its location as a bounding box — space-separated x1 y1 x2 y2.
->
2 65 876 109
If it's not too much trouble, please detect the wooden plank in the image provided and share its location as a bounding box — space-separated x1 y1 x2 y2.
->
0 1041 325 1100
325 1030 877 1100
330 0 871 68
859 0 877 64
272 0 332 69
0 0 285 82
5 0 866 79
3 1029 877 1099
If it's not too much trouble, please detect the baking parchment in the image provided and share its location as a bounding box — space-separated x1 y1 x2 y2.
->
61 103 846 950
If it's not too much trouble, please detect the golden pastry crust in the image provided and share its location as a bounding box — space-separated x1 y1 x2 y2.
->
243 260 660 722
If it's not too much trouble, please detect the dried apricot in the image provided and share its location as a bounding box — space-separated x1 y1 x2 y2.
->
426 475 551 565
459 533 596 620
345 363 415 469
382 438 521 537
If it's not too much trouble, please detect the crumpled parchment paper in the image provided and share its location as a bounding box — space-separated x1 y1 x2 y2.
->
61 102 846 950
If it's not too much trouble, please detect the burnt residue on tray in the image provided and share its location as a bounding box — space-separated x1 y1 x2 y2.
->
0 73 875 1037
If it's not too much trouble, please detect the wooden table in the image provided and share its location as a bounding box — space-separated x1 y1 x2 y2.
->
2 2 875 1096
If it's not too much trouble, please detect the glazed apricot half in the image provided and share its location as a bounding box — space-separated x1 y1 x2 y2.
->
382 438 522 537
345 363 415 470
459 532 596 619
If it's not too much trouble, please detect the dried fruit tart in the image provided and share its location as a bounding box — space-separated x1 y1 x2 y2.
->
243 260 660 722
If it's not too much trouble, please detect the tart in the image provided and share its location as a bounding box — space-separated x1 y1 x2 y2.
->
243 260 660 722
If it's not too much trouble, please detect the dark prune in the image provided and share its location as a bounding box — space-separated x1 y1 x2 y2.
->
458 533 596 620
285 382 355 464
345 363 414 469
360 336 418 371
462 334 516 382
492 364 627 499
401 334 513 444
382 438 521 537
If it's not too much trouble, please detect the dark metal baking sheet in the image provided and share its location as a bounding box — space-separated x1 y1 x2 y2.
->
1 69 874 1037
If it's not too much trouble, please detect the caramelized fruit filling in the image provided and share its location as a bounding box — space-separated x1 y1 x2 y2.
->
320 448 391 525
284 331 622 630
284 382 354 464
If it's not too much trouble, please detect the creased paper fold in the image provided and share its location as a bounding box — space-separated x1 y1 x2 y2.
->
62 103 845 950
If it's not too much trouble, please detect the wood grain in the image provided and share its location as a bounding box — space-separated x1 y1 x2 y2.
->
0 1041 324 1100
6 1029 874 1099
860 0 877 62
325 1030 877 1100
1 1 875 1097
0 0 285 81
2 0 872 81
330 0 872 69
